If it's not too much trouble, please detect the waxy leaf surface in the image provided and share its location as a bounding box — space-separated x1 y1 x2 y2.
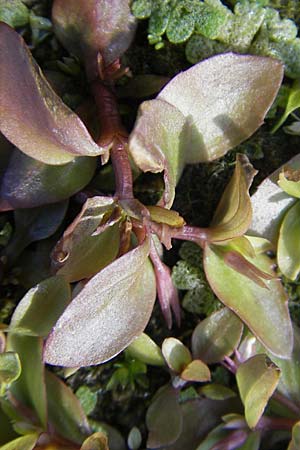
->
277 200 300 280
52 197 121 282
0 23 102 165
204 237 293 358
236 354 280 428
180 360 211 383
192 307 243 364
208 154 256 242
127 333 165 366
158 53 283 163
44 238 156 366
46 371 90 444
52 0 137 79
249 154 300 242
162 338 191 373
0 149 96 210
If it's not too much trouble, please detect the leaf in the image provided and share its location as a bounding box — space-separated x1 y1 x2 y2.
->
236 354 280 428
44 237 156 366
288 421 300 450
0 403 17 445
52 197 121 282
204 237 293 358
277 200 300 280
0 433 38 450
146 385 182 448
0 352 21 392
158 53 283 164
80 432 109 450
6 336 47 427
129 99 187 208
0 148 96 210
278 169 300 198
199 384 236 401
162 338 191 373
195 425 229 450
52 0 137 79
9 276 71 337
273 80 300 132
0 0 29 27
237 432 261 450
45 371 90 445
127 427 142 450
249 154 300 242
76 386 97 416
0 23 102 165
181 360 211 383
192 307 243 364
207 154 257 242
4 202 68 266
117 74 169 99
126 333 165 367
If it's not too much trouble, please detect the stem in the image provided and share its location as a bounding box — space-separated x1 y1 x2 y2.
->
111 138 133 199
255 415 298 431
172 225 209 248
273 391 300 416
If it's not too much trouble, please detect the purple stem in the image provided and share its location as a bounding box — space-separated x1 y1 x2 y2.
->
255 415 297 431
171 225 209 248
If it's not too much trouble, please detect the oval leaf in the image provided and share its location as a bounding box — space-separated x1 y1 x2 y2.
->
236 354 280 428
80 432 109 450
0 352 21 389
278 200 300 280
126 333 165 367
0 23 102 165
0 433 38 450
181 359 211 383
44 238 156 366
278 169 300 198
158 53 283 163
162 338 191 373
192 307 244 364
52 0 137 79
204 238 293 358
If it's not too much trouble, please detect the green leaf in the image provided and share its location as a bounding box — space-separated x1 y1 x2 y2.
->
126 333 165 366
131 0 152 19
6 336 47 428
195 424 229 450
162 338 192 373
89 421 126 450
0 148 96 209
238 431 261 450
207 154 257 242
0 352 21 393
80 432 109 450
273 80 300 132
127 427 142 450
129 99 187 208
236 354 280 428
288 421 300 450
277 200 300 280
44 237 156 366
76 386 97 416
158 53 283 164
9 276 70 337
278 167 300 199
0 23 102 165
0 403 17 445
181 360 211 383
0 433 38 450
204 237 293 358
192 307 243 364
166 2 195 44
0 0 29 27
52 197 121 282
46 370 90 445
146 385 182 448
199 384 236 401
52 0 136 79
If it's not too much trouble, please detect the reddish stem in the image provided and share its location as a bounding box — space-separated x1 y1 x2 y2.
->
172 225 209 248
111 138 133 199
255 415 298 431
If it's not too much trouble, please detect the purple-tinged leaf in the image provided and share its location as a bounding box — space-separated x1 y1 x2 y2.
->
46 371 90 444
0 148 96 210
0 23 102 165
162 338 192 373
236 354 280 429
44 237 156 367
52 0 137 80
146 385 182 449
52 197 121 282
158 53 283 163
204 237 293 358
192 307 243 364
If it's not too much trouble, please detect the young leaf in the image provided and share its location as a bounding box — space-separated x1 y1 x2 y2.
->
162 338 192 373
288 421 300 450
52 0 137 79
236 354 280 428
52 197 121 282
44 237 156 366
0 352 21 392
199 384 236 401
45 371 90 445
126 333 165 367
0 23 102 165
207 154 257 242
9 276 71 337
0 148 96 210
146 385 182 448
204 237 293 358
192 307 243 364
80 432 109 450
158 53 283 163
0 433 39 450
180 360 211 383
273 80 300 132
277 200 300 280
